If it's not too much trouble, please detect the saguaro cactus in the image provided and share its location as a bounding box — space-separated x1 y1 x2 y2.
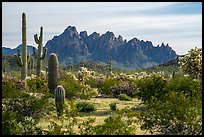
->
172 70 175 78
109 56 112 73
48 53 59 94
15 13 28 80
33 27 47 77
28 57 34 76
54 85 65 116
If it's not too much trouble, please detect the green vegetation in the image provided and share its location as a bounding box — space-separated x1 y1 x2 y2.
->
76 101 96 112
109 102 117 111
118 94 132 101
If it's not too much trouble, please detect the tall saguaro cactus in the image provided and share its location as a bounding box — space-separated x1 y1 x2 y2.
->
15 13 28 80
48 53 59 94
54 85 65 116
33 27 47 77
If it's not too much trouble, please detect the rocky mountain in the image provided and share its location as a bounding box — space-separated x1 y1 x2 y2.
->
2 44 37 56
45 26 177 70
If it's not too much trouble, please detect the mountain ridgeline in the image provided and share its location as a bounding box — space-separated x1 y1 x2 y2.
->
45 26 177 70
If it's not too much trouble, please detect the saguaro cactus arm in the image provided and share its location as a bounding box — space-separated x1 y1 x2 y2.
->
41 47 47 60
34 34 40 44
15 54 23 67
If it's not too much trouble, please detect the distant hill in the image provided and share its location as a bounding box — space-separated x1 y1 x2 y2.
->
2 44 37 56
142 55 185 75
45 26 178 70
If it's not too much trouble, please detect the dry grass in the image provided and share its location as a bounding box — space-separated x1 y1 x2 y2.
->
37 97 150 135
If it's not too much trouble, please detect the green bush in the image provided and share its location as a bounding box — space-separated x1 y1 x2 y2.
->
2 80 21 98
76 101 96 112
94 115 135 135
59 72 97 100
26 77 50 93
137 91 202 135
98 78 120 95
2 111 43 135
165 77 202 99
118 94 132 101
137 75 167 102
111 81 137 97
109 102 117 111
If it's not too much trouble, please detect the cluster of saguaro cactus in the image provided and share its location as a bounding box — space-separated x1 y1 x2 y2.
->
33 27 47 77
48 53 59 94
15 13 28 80
54 85 65 116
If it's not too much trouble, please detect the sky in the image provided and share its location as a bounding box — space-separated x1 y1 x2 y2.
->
2 2 202 55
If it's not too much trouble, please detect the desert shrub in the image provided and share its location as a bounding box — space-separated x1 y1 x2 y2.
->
109 102 117 111
111 81 137 97
78 114 136 135
165 77 202 99
93 114 135 135
26 77 50 93
118 94 132 101
2 111 43 135
137 91 202 135
58 72 97 100
136 75 167 102
97 78 120 95
5 95 49 117
2 80 22 98
76 101 96 112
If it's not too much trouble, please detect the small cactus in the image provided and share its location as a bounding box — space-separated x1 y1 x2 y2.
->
33 27 47 77
48 53 58 94
54 85 65 116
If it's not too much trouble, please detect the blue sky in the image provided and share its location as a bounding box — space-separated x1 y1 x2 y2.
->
2 2 202 55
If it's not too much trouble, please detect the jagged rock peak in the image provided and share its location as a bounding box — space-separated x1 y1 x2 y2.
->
161 42 165 47
118 35 123 41
80 31 88 38
101 31 115 40
128 38 140 43
63 26 77 33
89 32 100 37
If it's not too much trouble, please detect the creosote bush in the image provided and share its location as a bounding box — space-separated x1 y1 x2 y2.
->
76 101 96 112
118 94 132 101
109 102 117 111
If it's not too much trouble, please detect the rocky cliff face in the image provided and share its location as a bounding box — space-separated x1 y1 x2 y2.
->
44 26 178 69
